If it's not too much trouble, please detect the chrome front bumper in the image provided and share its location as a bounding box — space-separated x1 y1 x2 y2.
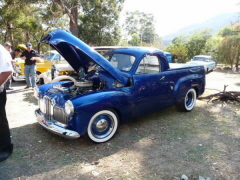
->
35 109 80 139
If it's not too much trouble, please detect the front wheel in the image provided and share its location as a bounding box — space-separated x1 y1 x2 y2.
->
86 109 119 143
176 88 197 112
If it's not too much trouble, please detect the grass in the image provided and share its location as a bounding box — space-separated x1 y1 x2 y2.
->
1 72 240 180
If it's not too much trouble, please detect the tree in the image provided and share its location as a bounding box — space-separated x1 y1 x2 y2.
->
0 0 47 51
217 24 240 71
202 34 223 61
152 34 164 49
123 11 156 45
218 25 235 37
166 44 188 63
128 33 140 46
50 0 80 37
79 0 125 45
166 36 188 62
185 29 212 60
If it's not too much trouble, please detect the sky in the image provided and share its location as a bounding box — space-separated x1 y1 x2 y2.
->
121 0 240 37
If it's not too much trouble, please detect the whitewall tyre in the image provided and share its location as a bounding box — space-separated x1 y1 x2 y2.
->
176 88 197 112
86 109 119 143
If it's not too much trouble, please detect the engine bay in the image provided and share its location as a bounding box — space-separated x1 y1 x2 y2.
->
52 79 106 97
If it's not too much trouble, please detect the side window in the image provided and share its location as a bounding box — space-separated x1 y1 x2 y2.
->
135 55 160 74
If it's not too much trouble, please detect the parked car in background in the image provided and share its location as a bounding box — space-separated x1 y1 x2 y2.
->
186 55 216 73
34 29 205 143
12 50 66 82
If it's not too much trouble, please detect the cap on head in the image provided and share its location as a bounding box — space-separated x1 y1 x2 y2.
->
4 42 12 47
26 43 32 47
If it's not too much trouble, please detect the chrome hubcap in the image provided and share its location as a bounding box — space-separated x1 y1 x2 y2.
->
96 119 108 132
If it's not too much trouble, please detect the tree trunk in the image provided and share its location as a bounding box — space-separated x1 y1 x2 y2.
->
236 52 240 72
7 22 14 48
70 6 79 37
26 31 30 43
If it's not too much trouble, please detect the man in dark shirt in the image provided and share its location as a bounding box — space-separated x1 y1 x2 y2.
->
20 43 43 89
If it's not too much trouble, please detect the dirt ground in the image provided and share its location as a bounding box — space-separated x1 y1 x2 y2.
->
0 69 240 180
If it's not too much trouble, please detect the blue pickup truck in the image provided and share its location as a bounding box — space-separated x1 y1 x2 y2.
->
34 29 205 143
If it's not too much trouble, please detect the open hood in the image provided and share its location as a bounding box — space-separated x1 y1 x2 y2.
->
41 29 129 86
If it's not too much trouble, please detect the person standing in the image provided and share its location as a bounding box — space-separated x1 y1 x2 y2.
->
20 43 43 89
3 42 13 90
0 44 14 162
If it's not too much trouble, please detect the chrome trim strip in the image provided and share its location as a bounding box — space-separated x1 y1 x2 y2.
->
35 109 80 139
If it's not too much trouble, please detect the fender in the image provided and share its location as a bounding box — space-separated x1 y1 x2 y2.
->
38 72 52 85
52 75 76 83
69 90 134 135
173 73 205 104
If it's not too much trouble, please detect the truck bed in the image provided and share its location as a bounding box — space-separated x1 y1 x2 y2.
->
169 63 200 69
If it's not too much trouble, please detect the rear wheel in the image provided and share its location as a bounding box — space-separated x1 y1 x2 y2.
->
86 109 119 143
176 88 197 112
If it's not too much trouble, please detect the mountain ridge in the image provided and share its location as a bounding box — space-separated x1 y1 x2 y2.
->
163 12 239 46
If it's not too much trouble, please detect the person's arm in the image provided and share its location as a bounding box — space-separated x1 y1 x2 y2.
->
30 50 44 63
0 71 12 86
30 56 44 63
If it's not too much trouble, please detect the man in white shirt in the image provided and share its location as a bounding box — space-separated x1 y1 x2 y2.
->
0 44 14 162
3 42 14 90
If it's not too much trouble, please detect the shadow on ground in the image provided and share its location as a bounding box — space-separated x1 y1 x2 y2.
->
1 102 240 180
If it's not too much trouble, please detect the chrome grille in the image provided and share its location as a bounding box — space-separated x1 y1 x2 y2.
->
44 96 68 125
53 106 68 124
44 96 52 120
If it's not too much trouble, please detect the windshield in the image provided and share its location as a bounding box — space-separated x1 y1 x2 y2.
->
192 57 211 62
43 52 66 62
104 53 136 72
43 52 55 61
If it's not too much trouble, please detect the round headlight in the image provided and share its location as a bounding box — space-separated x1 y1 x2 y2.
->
65 100 74 115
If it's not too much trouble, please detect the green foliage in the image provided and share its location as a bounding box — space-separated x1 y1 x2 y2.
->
0 0 54 53
202 35 223 61
166 36 188 63
152 34 164 50
217 24 240 70
128 33 141 46
166 23 240 70
166 43 188 63
218 25 236 37
166 30 212 62
185 29 212 60
79 0 125 46
123 11 158 45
